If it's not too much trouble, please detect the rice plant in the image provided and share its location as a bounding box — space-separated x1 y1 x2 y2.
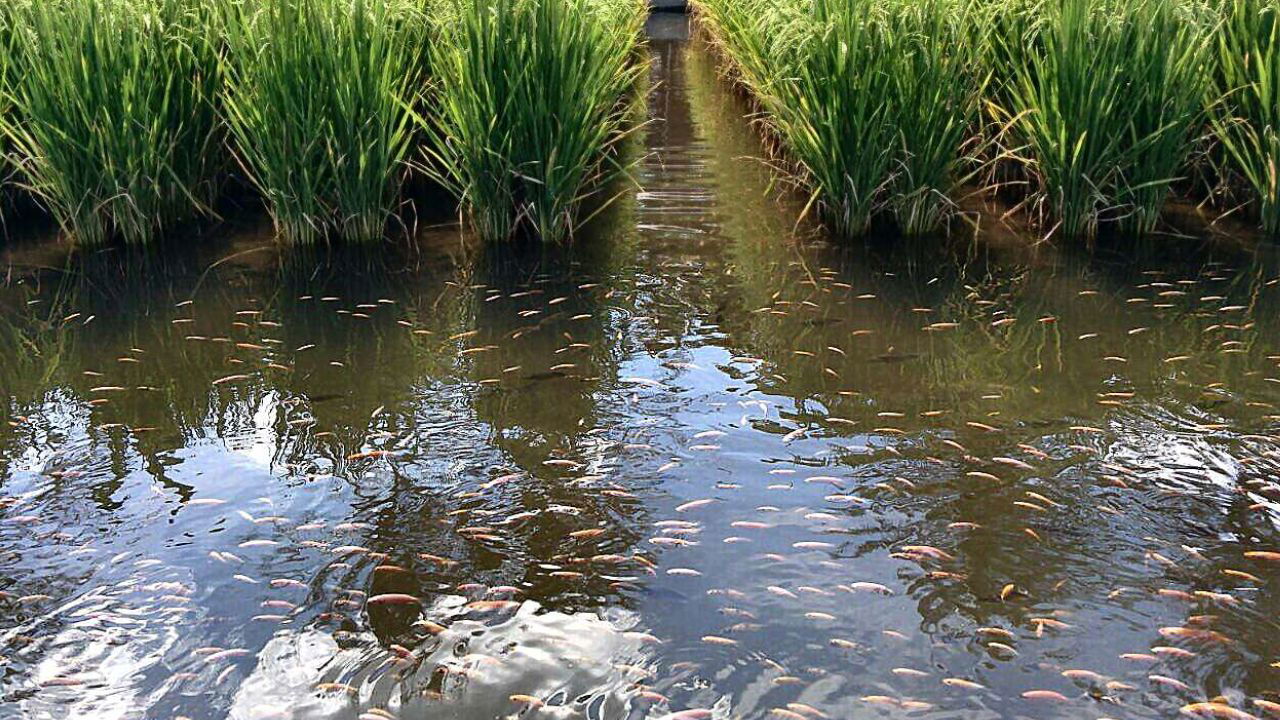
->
1116 0 1210 234
994 0 1209 238
1209 0 1280 237
767 0 904 236
0 0 222 246
693 0 776 91
970 0 1043 190
420 0 647 243
0 4 23 218
886 0 986 234
697 0 982 237
221 0 428 244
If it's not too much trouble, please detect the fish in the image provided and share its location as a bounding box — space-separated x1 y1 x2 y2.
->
657 711 713 720
1180 703 1261 720
269 578 307 589
1253 700 1280 717
1149 675 1192 691
846 582 893 595
466 600 520 612
993 457 1035 471
212 374 251 385
1021 690 1069 701
784 703 826 719
1158 627 1232 644
205 648 251 662
898 545 955 561
367 593 421 606
942 678 985 690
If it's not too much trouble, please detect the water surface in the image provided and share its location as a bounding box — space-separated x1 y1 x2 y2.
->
2 16 1280 720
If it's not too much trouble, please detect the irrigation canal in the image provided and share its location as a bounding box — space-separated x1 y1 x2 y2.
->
2 14 1280 720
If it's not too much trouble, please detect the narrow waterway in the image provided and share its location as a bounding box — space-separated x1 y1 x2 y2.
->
1 16 1279 720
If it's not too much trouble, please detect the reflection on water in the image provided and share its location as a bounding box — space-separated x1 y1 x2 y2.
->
3 14 1280 720
230 599 651 720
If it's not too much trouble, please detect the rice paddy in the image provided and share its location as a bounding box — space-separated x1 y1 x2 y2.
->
5 13 1280 720
696 0 982 236
0 0 222 246
419 0 647 242
0 0 645 246
1210 0 1280 238
995 0 1209 237
221 0 428 244
0 0 1277 245
696 0 1280 240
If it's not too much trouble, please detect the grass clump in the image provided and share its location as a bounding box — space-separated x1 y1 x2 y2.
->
883 0 985 233
0 0 222 246
991 0 1209 238
221 0 428 244
697 0 982 237
421 0 647 243
701 0 1220 240
0 3 25 217
1209 0 1280 237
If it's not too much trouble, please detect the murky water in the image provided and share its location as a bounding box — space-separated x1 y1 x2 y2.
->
2 15 1280 720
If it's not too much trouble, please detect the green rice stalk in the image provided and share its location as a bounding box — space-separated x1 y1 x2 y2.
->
997 0 1208 238
973 0 1049 193
1210 0 1280 237
221 0 427 244
0 4 24 219
771 0 902 236
420 0 647 243
0 0 222 246
887 0 985 234
693 0 778 92
1113 0 1208 234
999 0 1120 238
698 0 981 237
